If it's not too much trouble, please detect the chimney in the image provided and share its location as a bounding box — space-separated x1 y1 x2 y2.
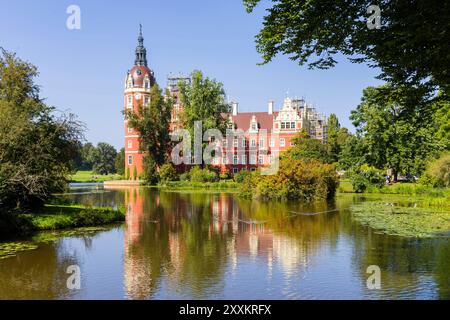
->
268 100 274 115
232 101 238 116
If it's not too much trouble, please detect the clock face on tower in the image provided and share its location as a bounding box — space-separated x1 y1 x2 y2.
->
136 69 142 76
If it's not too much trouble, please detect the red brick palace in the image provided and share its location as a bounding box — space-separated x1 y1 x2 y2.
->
124 28 328 179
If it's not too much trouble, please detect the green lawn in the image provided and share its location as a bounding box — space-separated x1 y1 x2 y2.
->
69 170 123 183
4 204 125 234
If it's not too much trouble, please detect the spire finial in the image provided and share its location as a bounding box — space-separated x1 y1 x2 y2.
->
135 24 147 66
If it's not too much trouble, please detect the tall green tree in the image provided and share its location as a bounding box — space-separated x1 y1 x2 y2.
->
244 0 450 97
0 49 83 211
179 70 229 139
350 85 441 180
90 142 117 175
326 114 341 162
126 84 172 182
285 130 331 163
115 148 125 176
433 98 450 151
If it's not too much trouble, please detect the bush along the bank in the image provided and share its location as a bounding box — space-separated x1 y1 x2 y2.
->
239 156 339 201
189 167 219 183
419 153 450 188
233 170 252 183
159 163 178 182
349 165 385 193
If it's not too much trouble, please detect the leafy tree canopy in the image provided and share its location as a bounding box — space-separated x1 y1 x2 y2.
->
350 85 443 178
0 49 83 211
244 0 450 97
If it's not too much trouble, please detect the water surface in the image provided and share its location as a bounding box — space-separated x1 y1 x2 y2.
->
0 186 448 299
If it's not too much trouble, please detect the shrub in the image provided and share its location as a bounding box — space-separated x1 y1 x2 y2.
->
159 163 178 182
350 165 385 193
420 153 450 187
179 172 190 181
219 172 230 180
189 166 218 183
239 156 339 201
233 170 252 183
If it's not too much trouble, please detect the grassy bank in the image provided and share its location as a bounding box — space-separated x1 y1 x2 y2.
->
338 179 450 197
1 204 125 236
351 201 450 238
157 180 239 191
69 170 123 183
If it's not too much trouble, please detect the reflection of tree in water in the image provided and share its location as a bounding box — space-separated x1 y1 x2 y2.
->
0 242 78 299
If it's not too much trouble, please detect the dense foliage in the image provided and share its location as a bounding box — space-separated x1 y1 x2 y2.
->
240 156 339 201
0 50 83 212
284 130 331 163
349 165 385 193
244 0 450 98
159 163 178 182
350 85 442 180
179 70 230 136
189 166 219 183
420 154 450 188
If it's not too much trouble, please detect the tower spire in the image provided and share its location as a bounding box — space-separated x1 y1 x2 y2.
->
135 24 148 66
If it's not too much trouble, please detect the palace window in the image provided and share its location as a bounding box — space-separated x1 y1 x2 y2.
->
291 122 296 129
280 138 286 147
127 95 133 109
233 138 238 147
233 168 239 174
241 155 247 165
251 139 256 147
242 137 247 147
128 140 132 149
233 155 238 165
268 155 273 164
128 126 133 133
144 96 150 105
269 138 275 147
128 155 133 165
259 138 265 149
286 122 291 129
281 122 285 129
250 155 257 165
258 155 264 165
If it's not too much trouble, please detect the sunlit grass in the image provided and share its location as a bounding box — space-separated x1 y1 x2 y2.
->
69 170 123 183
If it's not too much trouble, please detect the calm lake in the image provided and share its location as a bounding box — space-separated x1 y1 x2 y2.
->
0 185 449 300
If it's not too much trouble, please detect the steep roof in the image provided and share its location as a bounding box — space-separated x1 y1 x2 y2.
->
227 112 278 131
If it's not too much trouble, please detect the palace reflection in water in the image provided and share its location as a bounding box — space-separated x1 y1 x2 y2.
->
0 186 448 300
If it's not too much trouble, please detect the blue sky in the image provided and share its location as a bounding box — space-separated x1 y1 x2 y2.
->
0 0 382 149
